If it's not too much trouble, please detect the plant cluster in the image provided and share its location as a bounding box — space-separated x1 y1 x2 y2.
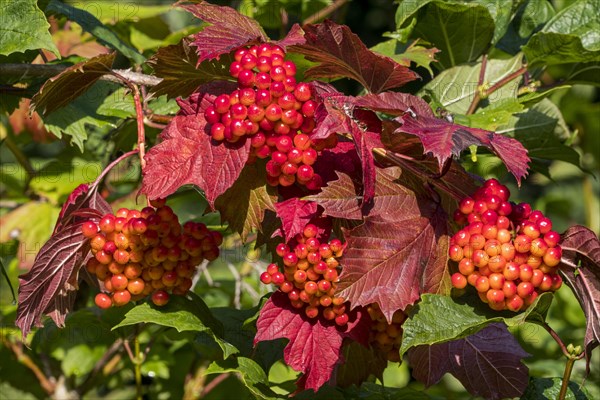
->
1 0 599 399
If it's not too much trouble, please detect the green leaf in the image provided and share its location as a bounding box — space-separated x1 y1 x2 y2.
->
42 81 121 152
29 157 102 204
518 85 572 106
112 293 237 358
564 61 600 85
470 0 518 44
62 344 106 377
343 382 432 400
96 87 135 119
0 202 59 269
46 0 145 64
399 292 554 357
461 99 525 131
205 357 278 399
31 53 116 116
522 0 600 66
371 39 439 76
522 377 590 399
396 1 495 68
497 0 556 55
420 53 524 114
0 0 59 57
129 16 172 52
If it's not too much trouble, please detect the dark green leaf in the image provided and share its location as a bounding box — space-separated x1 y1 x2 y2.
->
497 0 556 55
46 0 145 64
522 0 600 66
0 0 59 56
522 377 590 399
399 292 554 356
205 357 278 399
396 1 495 68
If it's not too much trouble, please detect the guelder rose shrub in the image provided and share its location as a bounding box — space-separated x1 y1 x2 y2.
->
5 1 599 399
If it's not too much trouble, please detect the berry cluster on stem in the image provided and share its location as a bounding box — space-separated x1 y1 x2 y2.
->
204 43 337 190
259 223 350 326
366 303 406 362
450 179 563 311
81 199 222 308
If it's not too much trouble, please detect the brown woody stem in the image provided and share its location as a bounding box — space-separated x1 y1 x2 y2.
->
303 0 348 24
132 85 147 169
467 54 488 115
4 339 55 395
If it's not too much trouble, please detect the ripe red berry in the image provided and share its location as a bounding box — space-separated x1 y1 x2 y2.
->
152 290 170 306
95 293 112 309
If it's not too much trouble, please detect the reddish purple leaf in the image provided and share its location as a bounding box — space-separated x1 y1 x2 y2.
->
141 93 251 207
275 23 305 49
148 38 234 99
336 341 387 388
408 324 530 400
355 92 434 117
312 91 353 141
306 172 362 220
313 142 361 185
559 225 600 372
254 292 370 392
274 198 319 243
54 184 112 234
397 114 530 185
16 220 97 339
179 1 267 64
290 21 419 93
351 127 378 208
337 202 449 322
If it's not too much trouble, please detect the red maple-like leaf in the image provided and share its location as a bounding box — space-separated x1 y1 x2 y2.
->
290 20 419 93
274 198 319 243
141 93 251 207
254 292 370 392
397 114 530 185
408 323 530 400
275 23 305 49
355 91 434 117
16 219 99 339
559 225 600 372
54 184 112 234
337 202 449 322
178 1 267 64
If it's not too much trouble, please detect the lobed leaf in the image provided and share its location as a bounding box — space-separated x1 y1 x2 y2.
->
141 92 251 207
408 323 530 400
397 114 530 185
31 53 116 116
354 91 434 118
559 225 600 372
275 23 305 49
337 203 449 322
0 0 59 57
521 377 590 399
113 293 236 358
274 198 319 243
16 220 99 339
522 0 600 66
205 357 278 399
399 293 554 357
53 184 112 234
179 1 267 64
253 292 370 392
148 39 234 99
290 20 419 93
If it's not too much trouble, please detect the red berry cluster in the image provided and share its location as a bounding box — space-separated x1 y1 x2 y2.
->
81 199 222 309
366 304 406 362
203 43 336 190
450 179 563 312
259 224 350 326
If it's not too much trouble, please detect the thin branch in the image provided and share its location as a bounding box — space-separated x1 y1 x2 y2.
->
4 339 55 395
200 373 230 397
91 149 138 188
467 54 488 115
132 85 147 169
559 357 577 400
486 66 528 98
0 64 162 87
543 322 570 358
303 0 349 25
227 263 242 309
2 135 36 187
